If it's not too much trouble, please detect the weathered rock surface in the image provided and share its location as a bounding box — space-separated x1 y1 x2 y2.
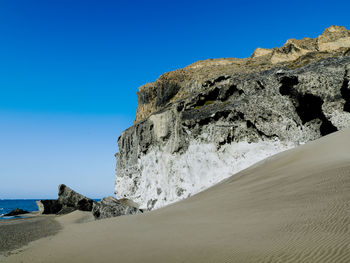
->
92 196 141 220
3 208 30 217
57 184 94 212
135 26 350 122
37 184 95 214
115 26 350 210
253 26 350 63
36 200 63 214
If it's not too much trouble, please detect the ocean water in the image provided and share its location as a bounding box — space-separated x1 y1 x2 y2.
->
0 199 101 220
0 199 39 220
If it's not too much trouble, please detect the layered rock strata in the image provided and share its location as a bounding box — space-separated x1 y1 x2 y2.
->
115 26 350 210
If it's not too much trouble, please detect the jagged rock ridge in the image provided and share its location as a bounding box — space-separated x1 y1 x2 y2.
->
135 26 350 122
115 26 350 210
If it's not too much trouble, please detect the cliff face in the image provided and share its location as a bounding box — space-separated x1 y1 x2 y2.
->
115 26 350 210
135 26 350 122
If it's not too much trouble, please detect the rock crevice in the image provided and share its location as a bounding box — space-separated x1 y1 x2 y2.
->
116 27 350 210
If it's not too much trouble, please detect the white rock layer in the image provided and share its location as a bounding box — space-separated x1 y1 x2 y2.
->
115 139 295 210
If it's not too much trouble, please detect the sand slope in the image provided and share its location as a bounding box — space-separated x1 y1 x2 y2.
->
0 215 60 255
3 128 350 263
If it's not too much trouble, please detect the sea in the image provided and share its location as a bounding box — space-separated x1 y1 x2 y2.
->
0 199 101 220
0 199 39 220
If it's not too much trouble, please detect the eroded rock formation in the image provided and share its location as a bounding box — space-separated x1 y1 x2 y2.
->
36 200 63 214
115 26 350 210
37 184 95 214
92 196 141 220
57 184 94 212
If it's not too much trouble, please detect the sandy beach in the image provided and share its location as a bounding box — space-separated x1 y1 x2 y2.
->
0 214 60 256
1 128 350 262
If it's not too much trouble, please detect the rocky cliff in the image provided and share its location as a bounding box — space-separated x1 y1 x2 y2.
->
115 26 350 210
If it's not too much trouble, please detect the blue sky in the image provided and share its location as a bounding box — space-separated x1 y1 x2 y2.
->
1 0 350 198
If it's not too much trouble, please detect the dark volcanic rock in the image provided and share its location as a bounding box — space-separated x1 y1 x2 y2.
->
4 208 30 217
92 196 141 220
58 184 94 212
37 184 95 214
36 200 62 214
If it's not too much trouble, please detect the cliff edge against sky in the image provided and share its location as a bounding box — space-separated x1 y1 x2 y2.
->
115 26 350 210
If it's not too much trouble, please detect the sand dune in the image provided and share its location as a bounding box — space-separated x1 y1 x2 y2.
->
3 128 350 263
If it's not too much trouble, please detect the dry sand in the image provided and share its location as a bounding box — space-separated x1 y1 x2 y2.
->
2 128 350 263
0 214 60 256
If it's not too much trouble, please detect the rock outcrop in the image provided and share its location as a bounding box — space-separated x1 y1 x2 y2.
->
36 185 141 220
115 26 350 210
134 26 350 123
92 196 141 220
37 184 95 214
36 200 63 214
3 208 30 217
57 184 94 212
252 26 350 64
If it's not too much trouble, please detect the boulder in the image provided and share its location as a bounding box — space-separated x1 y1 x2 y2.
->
37 184 95 214
58 184 94 212
4 208 30 217
36 200 62 214
92 196 141 220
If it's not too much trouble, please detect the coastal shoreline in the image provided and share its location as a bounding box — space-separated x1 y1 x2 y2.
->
0 210 95 259
0 213 61 256
1 128 349 262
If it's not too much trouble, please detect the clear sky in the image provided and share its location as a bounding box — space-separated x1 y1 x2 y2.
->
1 0 350 199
